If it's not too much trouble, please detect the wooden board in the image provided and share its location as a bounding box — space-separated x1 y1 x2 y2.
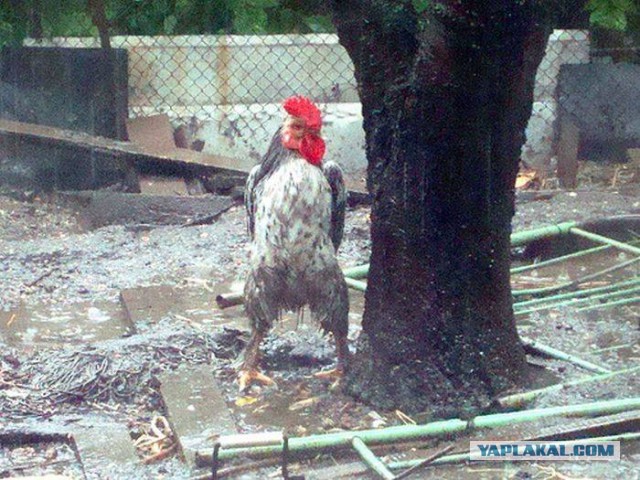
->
0 118 369 197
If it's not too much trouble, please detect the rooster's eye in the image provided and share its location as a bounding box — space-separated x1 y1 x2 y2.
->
291 125 303 130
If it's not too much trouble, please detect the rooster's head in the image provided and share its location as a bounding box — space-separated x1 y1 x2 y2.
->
281 95 325 166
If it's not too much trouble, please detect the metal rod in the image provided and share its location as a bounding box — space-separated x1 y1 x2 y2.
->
195 397 640 465
512 255 640 298
513 277 640 309
577 295 640 312
343 264 370 279
514 285 640 316
352 436 396 479
570 227 640 256
511 222 577 247
510 243 611 274
344 277 367 292
497 365 640 409
520 337 611 374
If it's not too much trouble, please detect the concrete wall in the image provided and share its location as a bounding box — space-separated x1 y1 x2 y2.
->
26 31 590 175
522 30 590 173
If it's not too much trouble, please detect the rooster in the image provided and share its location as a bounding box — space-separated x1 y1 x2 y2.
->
239 96 349 390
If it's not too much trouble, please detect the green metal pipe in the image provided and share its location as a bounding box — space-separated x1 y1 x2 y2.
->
352 437 395 479
512 282 573 297
513 277 640 309
195 397 640 465
570 227 640 256
511 222 577 247
512 255 640 298
591 342 635 354
497 365 640 409
387 432 640 470
344 277 367 292
514 285 640 316
510 243 611 274
520 337 611 374
341 222 580 283
343 264 370 279
577 295 640 312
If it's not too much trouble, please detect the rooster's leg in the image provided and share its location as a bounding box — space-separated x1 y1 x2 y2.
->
314 332 349 380
237 329 274 391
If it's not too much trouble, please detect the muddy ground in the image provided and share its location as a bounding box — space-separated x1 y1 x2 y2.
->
0 175 639 479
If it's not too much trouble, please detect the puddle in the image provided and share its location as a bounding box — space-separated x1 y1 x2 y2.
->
0 300 133 347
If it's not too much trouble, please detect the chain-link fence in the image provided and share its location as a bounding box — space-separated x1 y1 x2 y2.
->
15 25 640 185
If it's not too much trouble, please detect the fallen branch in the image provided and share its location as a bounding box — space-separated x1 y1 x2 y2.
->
24 268 58 288
394 444 455 480
180 201 239 227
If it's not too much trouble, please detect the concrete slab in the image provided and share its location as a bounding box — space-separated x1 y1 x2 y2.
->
71 415 139 468
159 364 237 465
0 301 134 348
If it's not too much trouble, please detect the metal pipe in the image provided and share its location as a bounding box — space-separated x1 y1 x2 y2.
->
510 243 611 274
570 227 640 256
520 337 611 374
195 397 640 465
577 295 640 312
514 285 640 316
497 365 640 409
352 437 395 479
513 277 640 309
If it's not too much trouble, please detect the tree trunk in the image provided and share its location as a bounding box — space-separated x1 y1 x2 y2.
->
330 1 552 414
88 0 111 49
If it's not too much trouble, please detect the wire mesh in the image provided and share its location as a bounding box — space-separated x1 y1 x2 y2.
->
17 23 640 184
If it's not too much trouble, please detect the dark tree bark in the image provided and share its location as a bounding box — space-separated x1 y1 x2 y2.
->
330 1 553 414
88 0 111 49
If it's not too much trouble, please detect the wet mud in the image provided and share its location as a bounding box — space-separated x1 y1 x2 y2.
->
0 186 639 479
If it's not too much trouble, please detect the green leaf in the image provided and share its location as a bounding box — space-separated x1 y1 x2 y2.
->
233 7 269 33
586 0 634 30
163 14 178 34
304 15 334 33
412 0 430 14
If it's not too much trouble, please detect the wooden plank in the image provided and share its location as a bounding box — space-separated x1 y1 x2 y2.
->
159 364 238 466
556 118 580 189
0 118 369 196
0 118 245 174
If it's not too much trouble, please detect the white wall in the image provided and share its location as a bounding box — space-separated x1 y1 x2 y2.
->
26 30 590 175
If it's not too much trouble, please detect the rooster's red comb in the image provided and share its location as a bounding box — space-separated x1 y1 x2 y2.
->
283 95 322 131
